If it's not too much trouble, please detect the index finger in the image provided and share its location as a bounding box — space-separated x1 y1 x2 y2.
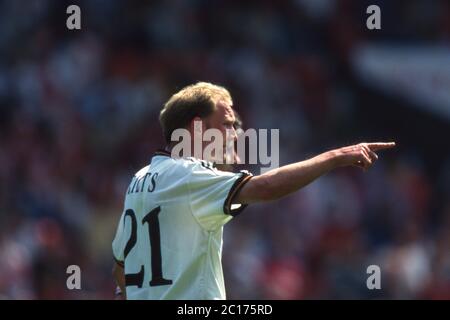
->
367 142 396 151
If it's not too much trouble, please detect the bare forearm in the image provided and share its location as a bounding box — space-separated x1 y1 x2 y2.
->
238 151 337 203
235 142 395 204
112 263 126 299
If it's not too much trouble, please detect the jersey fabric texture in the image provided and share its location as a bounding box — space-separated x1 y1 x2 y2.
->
112 150 252 300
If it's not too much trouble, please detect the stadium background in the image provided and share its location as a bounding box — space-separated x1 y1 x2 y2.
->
0 0 449 299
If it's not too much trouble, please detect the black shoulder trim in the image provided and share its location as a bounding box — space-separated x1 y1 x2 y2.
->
224 172 253 217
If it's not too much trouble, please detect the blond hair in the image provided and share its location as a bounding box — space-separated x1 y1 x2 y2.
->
159 82 232 143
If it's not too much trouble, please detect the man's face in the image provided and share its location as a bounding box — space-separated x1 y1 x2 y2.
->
203 100 239 166
207 100 237 142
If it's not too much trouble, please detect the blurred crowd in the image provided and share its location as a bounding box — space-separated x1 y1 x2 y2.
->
0 0 449 299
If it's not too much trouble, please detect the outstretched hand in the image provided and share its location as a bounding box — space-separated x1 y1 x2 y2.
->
334 142 396 170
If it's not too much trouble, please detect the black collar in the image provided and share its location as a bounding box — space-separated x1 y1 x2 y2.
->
153 149 171 157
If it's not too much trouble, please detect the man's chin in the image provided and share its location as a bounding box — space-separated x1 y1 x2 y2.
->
204 151 240 171
214 163 236 172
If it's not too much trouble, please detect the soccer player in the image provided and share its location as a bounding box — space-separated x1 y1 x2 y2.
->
111 82 395 300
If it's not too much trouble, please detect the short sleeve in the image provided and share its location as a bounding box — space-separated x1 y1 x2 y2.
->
112 212 126 267
187 160 253 231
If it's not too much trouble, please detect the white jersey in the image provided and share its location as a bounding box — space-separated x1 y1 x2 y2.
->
112 150 252 300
